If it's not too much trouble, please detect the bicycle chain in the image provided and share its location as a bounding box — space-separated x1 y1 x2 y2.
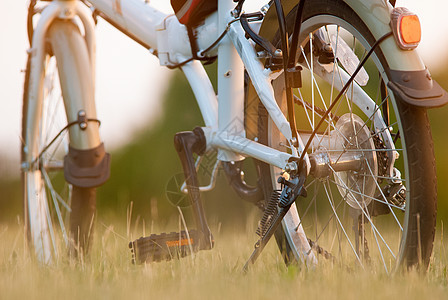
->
372 135 388 179
307 238 335 261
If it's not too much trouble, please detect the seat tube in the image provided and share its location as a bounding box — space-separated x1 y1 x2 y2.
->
217 0 245 162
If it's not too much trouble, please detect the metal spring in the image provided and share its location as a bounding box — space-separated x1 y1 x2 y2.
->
256 190 281 237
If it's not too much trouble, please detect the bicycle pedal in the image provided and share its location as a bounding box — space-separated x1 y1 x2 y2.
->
129 230 204 264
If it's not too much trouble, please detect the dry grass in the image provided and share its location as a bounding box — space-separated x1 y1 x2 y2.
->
1 214 448 300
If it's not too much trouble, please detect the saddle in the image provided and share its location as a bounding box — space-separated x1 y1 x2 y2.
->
171 0 218 27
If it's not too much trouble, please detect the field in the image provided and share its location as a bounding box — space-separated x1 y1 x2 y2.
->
1 213 448 300
2 36 448 300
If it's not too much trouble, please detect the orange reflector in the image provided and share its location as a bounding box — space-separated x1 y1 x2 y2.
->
400 15 421 44
390 7 421 50
165 238 193 247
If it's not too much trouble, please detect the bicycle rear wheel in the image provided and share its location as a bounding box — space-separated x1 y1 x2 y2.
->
252 0 437 271
22 20 98 262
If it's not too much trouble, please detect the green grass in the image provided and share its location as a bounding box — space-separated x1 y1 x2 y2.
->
1 214 448 300
2 49 448 300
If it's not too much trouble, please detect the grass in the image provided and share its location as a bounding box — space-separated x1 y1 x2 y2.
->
1 212 448 300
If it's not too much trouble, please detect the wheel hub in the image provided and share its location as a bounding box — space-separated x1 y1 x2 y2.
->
333 113 378 209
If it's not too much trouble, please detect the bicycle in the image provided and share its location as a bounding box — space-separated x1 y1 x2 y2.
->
22 0 448 272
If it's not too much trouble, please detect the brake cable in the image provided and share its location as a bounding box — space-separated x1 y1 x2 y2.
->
27 116 101 170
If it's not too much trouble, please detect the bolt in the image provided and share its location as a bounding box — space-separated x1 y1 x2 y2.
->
274 49 283 57
21 162 30 171
284 161 298 174
79 122 87 129
78 110 86 117
291 137 298 147
257 51 267 58
260 4 269 15
64 9 73 17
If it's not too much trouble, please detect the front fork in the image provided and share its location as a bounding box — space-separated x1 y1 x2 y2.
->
26 0 99 157
25 0 109 187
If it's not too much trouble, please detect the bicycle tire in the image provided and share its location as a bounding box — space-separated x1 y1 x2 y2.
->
251 0 437 271
22 20 97 262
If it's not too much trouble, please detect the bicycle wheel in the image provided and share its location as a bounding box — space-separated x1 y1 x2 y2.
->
22 20 97 262
253 0 436 271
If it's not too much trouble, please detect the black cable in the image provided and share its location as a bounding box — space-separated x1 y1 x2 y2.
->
167 19 240 69
199 22 233 56
288 0 306 68
30 119 101 168
273 0 300 145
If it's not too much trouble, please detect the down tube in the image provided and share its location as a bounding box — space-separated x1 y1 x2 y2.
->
180 61 218 129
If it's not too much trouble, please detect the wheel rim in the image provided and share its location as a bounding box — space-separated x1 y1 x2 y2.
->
268 15 408 272
24 57 71 263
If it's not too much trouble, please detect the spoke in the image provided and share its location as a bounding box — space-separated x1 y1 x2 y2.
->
357 173 405 182
304 177 318 190
294 95 337 128
45 91 63 144
371 215 389 273
44 63 63 144
43 185 58 258
322 181 363 266
315 191 347 243
296 88 315 128
329 166 397 259
294 180 320 232
42 167 69 245
357 192 389 272
328 178 404 210
45 131 68 165
357 121 398 146
40 169 71 211
310 33 315 137
355 95 390 138
324 148 403 153
298 44 331 122
325 177 346 257
363 157 404 231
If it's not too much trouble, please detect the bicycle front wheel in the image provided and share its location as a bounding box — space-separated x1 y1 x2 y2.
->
22 20 98 262
253 0 437 271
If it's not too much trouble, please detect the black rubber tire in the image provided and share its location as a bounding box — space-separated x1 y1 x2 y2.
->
22 20 97 261
254 0 437 269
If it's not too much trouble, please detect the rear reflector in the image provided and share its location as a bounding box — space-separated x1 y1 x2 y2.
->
390 7 421 50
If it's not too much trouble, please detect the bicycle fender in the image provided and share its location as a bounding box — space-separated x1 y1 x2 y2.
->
259 0 424 71
259 0 448 108
344 0 448 108
388 69 448 108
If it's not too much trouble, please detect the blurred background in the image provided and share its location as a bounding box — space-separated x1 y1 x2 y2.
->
0 0 447 231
